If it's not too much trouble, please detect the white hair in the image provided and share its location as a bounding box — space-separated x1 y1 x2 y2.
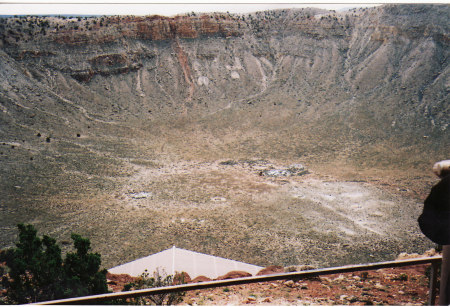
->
433 160 450 178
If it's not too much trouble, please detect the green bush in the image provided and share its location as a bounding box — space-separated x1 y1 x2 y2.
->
0 224 108 304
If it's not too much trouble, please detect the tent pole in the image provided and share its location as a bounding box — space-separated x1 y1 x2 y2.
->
172 246 176 276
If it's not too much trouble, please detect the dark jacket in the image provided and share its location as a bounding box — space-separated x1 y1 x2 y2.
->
418 174 450 245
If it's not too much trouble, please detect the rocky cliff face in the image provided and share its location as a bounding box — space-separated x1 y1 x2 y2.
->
0 5 447 132
0 5 448 268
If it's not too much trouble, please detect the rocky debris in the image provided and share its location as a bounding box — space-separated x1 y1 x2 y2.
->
183 264 432 305
103 259 436 305
261 164 309 177
256 265 284 276
216 270 252 280
261 169 291 177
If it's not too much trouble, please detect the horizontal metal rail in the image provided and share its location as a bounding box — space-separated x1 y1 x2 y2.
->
34 256 442 305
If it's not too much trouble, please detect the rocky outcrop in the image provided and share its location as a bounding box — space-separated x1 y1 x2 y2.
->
70 62 142 82
49 14 242 46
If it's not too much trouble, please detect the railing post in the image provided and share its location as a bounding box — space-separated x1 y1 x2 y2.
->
439 245 450 306
34 256 443 305
429 260 439 306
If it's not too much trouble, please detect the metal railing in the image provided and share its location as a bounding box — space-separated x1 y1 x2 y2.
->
34 256 442 305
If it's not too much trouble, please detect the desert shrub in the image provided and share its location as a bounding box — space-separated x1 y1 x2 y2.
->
121 268 185 305
0 224 108 304
394 273 408 281
360 271 369 280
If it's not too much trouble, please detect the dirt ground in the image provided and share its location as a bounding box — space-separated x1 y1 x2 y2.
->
95 158 434 268
181 265 434 306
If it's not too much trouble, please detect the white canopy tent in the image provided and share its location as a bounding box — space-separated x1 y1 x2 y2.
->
108 246 263 279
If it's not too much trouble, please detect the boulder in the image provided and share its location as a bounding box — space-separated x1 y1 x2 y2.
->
243 296 257 303
283 280 295 287
106 272 137 292
284 264 316 272
216 270 252 280
106 272 136 284
256 265 284 276
191 275 212 283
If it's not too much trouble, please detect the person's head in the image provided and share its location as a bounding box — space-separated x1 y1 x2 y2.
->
433 160 450 178
418 160 450 245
